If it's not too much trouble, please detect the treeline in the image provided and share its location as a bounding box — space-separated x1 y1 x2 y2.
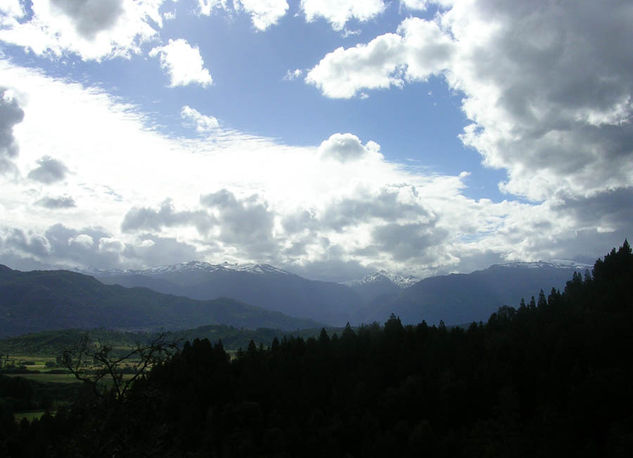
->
2 243 632 457
0 325 333 357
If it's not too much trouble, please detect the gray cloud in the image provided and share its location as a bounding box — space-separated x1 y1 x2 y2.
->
121 199 215 234
282 210 318 234
36 196 76 209
27 156 69 184
4 228 51 258
0 88 24 174
50 0 125 39
555 188 633 231
43 224 120 268
321 188 429 231
371 222 447 262
122 234 199 268
200 189 276 253
541 188 633 261
0 251 52 271
465 0 633 199
1 224 119 270
282 187 431 235
0 223 202 272
282 258 374 283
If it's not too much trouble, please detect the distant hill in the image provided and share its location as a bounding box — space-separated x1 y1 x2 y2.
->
360 262 588 325
95 261 362 325
0 266 321 338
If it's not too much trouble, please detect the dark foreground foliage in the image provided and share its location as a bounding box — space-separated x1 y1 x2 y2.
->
2 243 632 457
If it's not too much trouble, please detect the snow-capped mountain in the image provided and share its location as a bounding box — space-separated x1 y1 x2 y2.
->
361 261 586 326
349 270 420 288
95 261 359 326
91 258 591 327
94 261 292 277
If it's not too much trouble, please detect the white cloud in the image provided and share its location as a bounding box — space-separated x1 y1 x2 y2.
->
400 0 429 11
306 0 633 205
235 0 289 31
197 0 229 16
181 106 219 133
0 0 25 26
318 133 382 162
0 0 165 61
150 39 213 88
197 0 288 31
69 233 95 249
306 17 453 98
284 68 303 81
301 0 386 31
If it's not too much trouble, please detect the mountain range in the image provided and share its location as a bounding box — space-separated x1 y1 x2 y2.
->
95 260 588 326
0 259 589 338
0 265 319 338
95 262 361 325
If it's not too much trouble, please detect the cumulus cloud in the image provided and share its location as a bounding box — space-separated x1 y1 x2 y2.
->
307 0 633 205
27 156 69 184
181 105 219 133
0 88 24 174
235 0 289 31
553 188 633 236
0 224 119 269
201 189 276 254
301 0 386 31
400 0 430 11
49 0 124 39
370 222 447 262
318 133 382 162
121 199 215 234
0 222 208 271
150 39 213 88
320 187 430 231
122 234 200 268
306 18 453 98
0 0 165 60
36 196 76 209
4 228 51 258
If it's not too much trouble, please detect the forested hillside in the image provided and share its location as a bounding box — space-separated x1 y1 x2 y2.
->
1 243 631 457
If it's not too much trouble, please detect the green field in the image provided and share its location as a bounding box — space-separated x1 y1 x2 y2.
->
14 410 51 423
5 372 80 384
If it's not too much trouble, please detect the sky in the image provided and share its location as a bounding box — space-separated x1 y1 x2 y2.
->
0 0 631 282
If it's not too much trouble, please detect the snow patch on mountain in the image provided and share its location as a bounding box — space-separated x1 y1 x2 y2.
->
495 260 592 271
346 270 419 289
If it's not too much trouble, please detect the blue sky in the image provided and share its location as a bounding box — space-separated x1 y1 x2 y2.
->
0 0 631 280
